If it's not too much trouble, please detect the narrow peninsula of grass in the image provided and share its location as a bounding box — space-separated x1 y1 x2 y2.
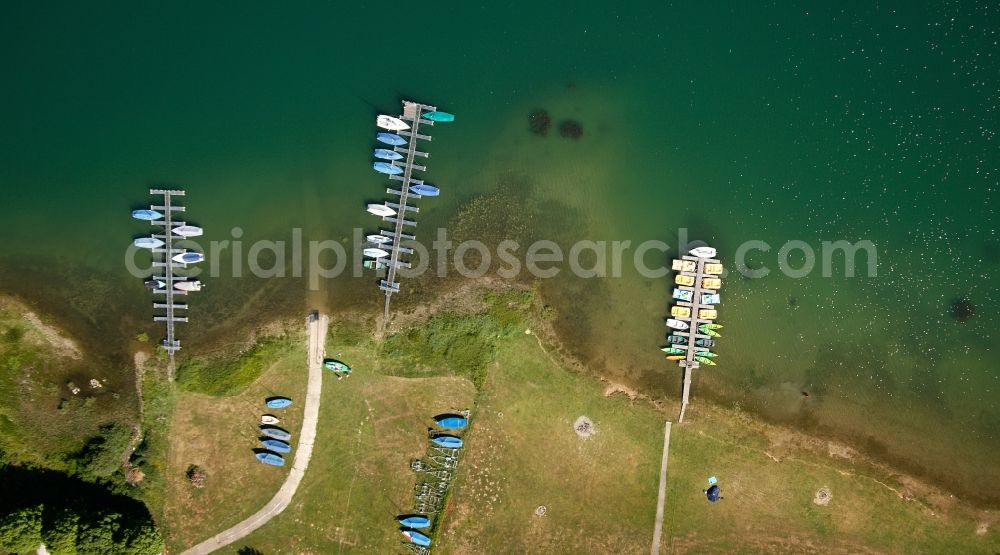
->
176 336 297 396
380 290 531 389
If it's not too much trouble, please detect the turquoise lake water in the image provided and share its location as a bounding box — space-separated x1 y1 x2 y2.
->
1 3 997 502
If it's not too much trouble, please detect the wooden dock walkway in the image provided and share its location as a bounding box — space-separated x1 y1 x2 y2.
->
366 100 451 320
147 189 187 366
667 250 722 422
650 421 672 555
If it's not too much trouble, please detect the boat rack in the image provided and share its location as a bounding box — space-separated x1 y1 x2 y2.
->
667 251 723 423
145 189 190 358
366 100 451 319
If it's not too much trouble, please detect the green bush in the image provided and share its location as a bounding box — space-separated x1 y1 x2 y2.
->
2 325 25 345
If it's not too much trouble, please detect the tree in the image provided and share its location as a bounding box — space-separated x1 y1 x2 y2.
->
75 423 132 482
75 512 120 555
42 508 79 555
119 521 163 555
0 503 44 554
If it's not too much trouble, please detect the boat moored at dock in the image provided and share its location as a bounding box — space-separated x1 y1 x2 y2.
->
422 111 455 122
132 209 163 221
675 275 695 286
701 277 722 289
671 259 696 272
377 114 409 131
366 234 392 244
363 248 389 258
376 132 407 146
373 148 404 161
670 306 691 318
171 225 203 237
367 204 397 217
410 184 439 197
174 281 203 292
672 288 693 302
666 318 689 330
172 252 204 264
374 161 404 175
134 237 164 249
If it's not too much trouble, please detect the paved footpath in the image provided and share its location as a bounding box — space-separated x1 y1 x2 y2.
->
650 421 673 555
182 313 328 555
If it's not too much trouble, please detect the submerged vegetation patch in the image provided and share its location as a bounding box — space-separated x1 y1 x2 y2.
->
176 336 297 396
381 291 532 390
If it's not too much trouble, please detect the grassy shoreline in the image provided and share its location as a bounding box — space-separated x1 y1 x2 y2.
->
155 285 996 552
2 287 998 552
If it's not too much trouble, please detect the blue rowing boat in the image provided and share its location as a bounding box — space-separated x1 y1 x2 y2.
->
261 439 291 453
430 435 463 449
374 162 403 175
266 397 292 409
402 530 432 547
132 209 163 221
398 515 431 529
256 452 285 466
410 184 439 197
260 426 291 441
376 133 406 146
374 148 403 161
434 415 467 429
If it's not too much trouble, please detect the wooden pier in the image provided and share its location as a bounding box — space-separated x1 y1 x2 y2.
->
146 189 189 361
367 100 450 320
666 249 723 422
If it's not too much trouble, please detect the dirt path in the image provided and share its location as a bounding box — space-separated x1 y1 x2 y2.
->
650 421 672 555
181 313 328 555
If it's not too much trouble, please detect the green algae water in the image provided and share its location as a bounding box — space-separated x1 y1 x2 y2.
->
1 3 997 503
